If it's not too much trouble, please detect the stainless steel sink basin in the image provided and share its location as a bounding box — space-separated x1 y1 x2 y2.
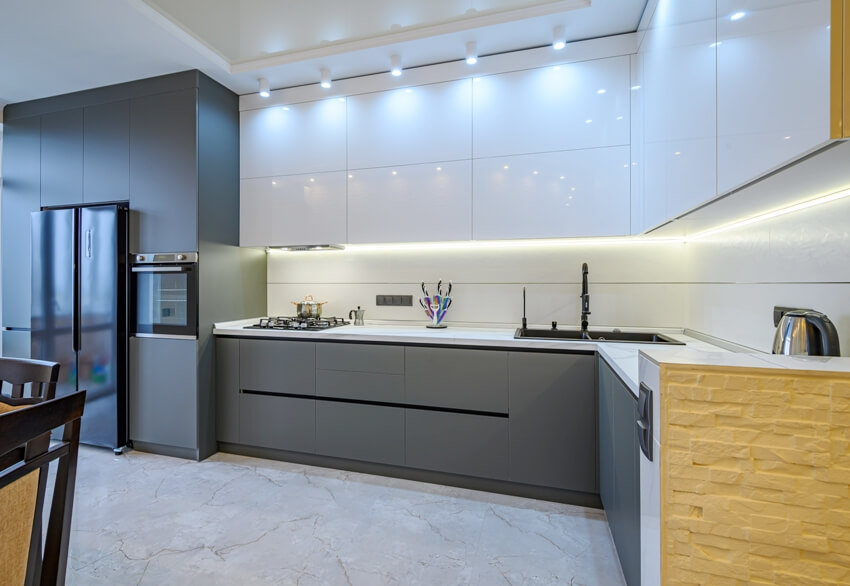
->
514 328 684 345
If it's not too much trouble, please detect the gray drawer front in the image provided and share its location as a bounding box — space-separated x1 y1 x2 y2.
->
239 339 315 395
316 402 404 465
316 369 404 403
405 410 509 480
239 393 315 453
405 347 508 413
316 343 404 374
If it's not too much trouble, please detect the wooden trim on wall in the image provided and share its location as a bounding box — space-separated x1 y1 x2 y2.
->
844 0 850 137
831 0 844 138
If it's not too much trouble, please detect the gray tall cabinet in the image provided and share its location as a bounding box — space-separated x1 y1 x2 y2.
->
1 71 267 461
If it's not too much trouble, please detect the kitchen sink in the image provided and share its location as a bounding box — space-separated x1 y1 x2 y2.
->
514 328 684 345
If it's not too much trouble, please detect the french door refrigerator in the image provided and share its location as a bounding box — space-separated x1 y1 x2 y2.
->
31 204 128 452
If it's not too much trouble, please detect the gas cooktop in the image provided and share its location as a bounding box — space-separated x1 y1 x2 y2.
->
244 316 349 331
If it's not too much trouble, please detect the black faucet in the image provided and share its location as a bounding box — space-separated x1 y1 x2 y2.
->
580 262 590 339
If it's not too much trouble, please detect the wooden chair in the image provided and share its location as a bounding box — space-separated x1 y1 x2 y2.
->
0 357 61 409
0 390 86 586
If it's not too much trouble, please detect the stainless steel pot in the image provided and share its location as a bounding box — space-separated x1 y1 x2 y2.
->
291 295 327 318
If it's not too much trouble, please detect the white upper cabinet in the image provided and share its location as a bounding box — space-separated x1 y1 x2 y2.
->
472 146 631 240
472 56 630 158
240 99 347 179
347 80 472 169
347 161 471 243
716 0 831 195
240 171 347 246
637 0 717 232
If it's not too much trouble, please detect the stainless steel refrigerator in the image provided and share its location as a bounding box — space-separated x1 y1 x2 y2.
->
31 205 128 452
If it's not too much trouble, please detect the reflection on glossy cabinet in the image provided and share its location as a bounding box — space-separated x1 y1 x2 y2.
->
240 99 347 179
472 146 630 239
347 161 472 243
472 56 630 158
347 80 471 169
637 0 717 231
240 171 347 246
717 0 831 194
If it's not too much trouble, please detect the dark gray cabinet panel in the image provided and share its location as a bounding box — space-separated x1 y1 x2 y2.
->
129 337 198 450
129 88 198 252
84 100 129 203
599 358 640 586
2 331 31 358
316 402 404 465
599 359 615 511
509 352 596 493
405 347 508 412
317 343 404 374
41 108 84 207
406 410 509 480
316 369 403 402
239 339 315 395
239 393 315 453
215 337 239 443
1 115 40 328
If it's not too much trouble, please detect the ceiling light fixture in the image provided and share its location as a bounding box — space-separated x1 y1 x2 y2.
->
552 25 566 50
730 11 746 21
320 68 332 89
258 77 270 98
391 54 402 77
465 41 478 65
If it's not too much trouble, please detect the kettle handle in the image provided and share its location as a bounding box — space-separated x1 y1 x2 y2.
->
349 309 355 320
806 313 842 357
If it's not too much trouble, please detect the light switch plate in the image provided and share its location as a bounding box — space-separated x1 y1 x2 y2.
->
376 295 413 306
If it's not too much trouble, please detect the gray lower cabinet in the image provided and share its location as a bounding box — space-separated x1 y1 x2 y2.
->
598 358 640 586
405 347 508 413
316 402 404 465
215 337 239 443
239 393 315 453
2 331 31 358
405 410 509 480
240 339 315 395
1 115 40 330
508 352 597 493
41 108 84 207
316 343 403 374
129 337 198 450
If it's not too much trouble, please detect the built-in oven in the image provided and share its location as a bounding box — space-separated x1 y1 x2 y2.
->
130 252 198 339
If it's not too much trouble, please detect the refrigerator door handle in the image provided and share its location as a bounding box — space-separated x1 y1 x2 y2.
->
85 229 92 258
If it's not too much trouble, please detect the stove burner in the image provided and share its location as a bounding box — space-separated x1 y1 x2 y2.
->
246 316 349 331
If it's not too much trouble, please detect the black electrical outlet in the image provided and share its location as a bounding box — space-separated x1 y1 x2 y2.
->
376 295 413 306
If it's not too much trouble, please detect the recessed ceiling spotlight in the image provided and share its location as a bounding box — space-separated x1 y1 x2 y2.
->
552 25 566 50
391 54 402 77
258 77 270 98
320 68 332 89
465 41 478 65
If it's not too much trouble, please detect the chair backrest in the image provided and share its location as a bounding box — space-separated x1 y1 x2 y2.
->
0 390 86 586
0 357 61 407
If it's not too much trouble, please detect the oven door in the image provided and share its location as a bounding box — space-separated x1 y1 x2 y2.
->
131 264 198 339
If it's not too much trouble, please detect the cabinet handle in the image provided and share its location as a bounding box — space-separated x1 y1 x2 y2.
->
636 419 648 430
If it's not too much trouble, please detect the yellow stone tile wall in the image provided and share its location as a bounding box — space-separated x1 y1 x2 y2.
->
660 365 850 586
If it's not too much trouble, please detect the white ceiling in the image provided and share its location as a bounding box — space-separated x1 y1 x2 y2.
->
0 0 648 110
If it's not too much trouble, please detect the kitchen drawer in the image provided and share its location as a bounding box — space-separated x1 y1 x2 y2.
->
316 402 404 465
316 369 403 403
316 343 404 374
405 410 509 480
239 392 315 453
239 339 315 395
405 347 508 413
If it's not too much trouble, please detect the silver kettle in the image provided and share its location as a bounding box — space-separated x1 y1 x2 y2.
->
772 309 841 356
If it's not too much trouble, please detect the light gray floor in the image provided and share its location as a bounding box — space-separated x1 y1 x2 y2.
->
65 446 626 585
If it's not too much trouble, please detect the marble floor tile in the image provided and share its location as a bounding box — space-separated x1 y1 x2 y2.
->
62 446 626 585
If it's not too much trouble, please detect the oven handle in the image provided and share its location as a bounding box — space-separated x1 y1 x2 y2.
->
131 266 190 273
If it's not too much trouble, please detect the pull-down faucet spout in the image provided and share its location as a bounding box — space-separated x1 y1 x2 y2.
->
580 263 590 339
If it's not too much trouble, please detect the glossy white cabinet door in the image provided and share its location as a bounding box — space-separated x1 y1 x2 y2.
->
240 172 347 246
472 56 630 159
347 161 472 243
472 147 630 240
240 99 347 179
639 0 717 231
347 80 472 169
716 0 830 195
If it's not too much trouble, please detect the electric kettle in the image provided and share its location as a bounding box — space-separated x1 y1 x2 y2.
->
772 309 841 356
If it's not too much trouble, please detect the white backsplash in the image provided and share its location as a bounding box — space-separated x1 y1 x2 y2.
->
266 192 850 355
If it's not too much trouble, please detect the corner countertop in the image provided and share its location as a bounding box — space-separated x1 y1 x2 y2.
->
213 318 729 397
